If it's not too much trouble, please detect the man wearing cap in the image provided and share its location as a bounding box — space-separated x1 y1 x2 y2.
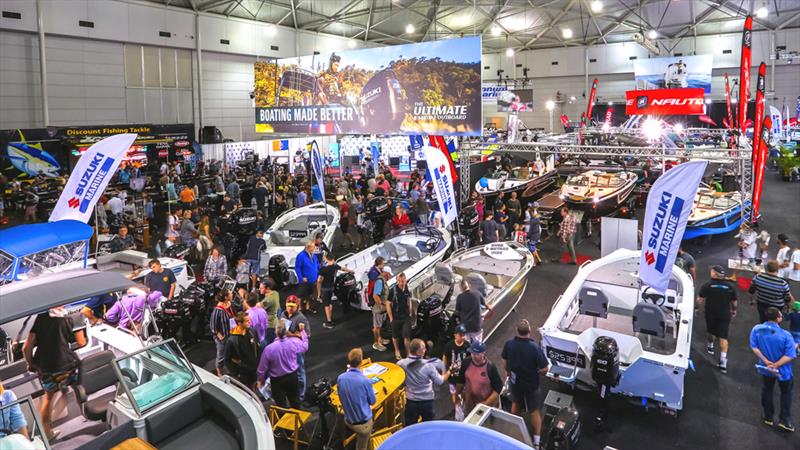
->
459 341 503 415
502 320 549 447
371 266 392 352
696 266 738 373
750 307 796 432
749 260 794 323
442 325 471 412
397 338 451 425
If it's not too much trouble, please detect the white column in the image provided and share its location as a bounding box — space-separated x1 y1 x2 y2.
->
196 13 204 130
35 0 49 126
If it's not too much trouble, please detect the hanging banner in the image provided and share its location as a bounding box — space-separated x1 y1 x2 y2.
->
482 83 506 103
752 117 771 222
428 135 458 182
579 78 598 144
422 144 457 227
310 140 325 202
507 114 519 143
752 63 767 165
639 160 708 292
738 16 753 135
254 36 482 136
603 108 613 129
625 88 705 115
497 89 533 112
560 114 571 131
50 134 137 223
769 105 782 137
724 73 734 129
633 55 713 93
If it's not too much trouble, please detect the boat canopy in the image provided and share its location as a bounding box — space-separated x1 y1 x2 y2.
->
0 220 93 257
0 269 134 324
380 422 530 450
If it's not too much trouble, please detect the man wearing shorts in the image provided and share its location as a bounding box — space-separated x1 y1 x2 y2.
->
318 251 353 329
371 267 391 352
442 324 470 413
697 265 738 373
23 308 86 442
501 320 549 448
387 271 412 360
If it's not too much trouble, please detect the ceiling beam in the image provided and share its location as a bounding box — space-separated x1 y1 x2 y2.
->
701 0 774 30
315 0 364 32
523 0 578 49
583 0 607 44
198 0 236 12
589 0 649 45
421 0 442 41
289 0 298 29
472 1 527 47
775 9 800 30
364 0 375 41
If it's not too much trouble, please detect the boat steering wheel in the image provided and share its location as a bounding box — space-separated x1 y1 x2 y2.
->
424 237 439 253
641 286 666 307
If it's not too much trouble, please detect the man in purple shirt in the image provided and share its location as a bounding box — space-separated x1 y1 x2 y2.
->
105 288 162 331
244 292 268 350
256 322 308 408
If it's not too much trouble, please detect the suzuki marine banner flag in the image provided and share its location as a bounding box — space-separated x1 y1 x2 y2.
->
738 16 753 135
254 36 481 136
428 135 458 181
422 144 457 227
639 160 708 292
50 134 137 223
309 140 325 203
625 88 705 115
633 55 713 93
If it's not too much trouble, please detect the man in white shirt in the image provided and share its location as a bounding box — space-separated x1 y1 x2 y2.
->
776 234 792 279
736 225 757 263
790 246 800 282
107 194 124 216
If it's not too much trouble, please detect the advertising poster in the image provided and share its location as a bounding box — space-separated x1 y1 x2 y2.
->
482 83 506 103
497 88 533 112
254 36 482 136
625 88 705 115
634 55 713 93
1 124 194 179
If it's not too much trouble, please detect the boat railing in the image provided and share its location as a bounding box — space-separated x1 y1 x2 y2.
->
221 375 269 422
579 259 593 269
551 295 562 313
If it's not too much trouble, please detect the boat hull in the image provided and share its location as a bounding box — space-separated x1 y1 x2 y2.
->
562 181 636 216
684 204 743 240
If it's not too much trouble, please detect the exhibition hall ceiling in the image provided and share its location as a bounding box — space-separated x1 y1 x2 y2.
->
140 0 800 52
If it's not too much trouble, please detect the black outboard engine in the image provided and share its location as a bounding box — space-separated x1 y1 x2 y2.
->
415 292 451 348
154 281 213 343
541 391 581 450
458 205 480 247
220 208 258 261
361 69 405 128
366 196 391 242
231 208 259 236
268 254 290 288
591 336 620 387
164 243 191 260
334 272 359 313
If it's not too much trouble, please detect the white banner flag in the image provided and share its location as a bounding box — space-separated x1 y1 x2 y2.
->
769 105 782 137
639 160 707 292
50 134 137 223
310 140 325 202
422 144 457 227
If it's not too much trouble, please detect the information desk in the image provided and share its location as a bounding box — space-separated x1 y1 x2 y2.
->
330 361 406 444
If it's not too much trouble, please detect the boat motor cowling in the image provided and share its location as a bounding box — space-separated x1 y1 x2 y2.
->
590 336 620 387
334 272 359 312
365 196 391 221
268 254 290 288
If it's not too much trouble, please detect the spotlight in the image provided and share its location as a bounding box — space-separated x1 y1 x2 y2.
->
648 29 658 40
674 123 684 134
756 6 768 18
642 118 662 141
590 1 603 13
405 24 415 34
607 101 613 106
506 48 515 57
347 40 357 48
491 26 502 36
731 98 738 104
570 95 577 102
705 98 712 104
545 100 555 111
562 28 573 39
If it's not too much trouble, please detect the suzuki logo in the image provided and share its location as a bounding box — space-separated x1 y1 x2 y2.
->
68 197 80 209
439 164 446 174
636 96 648 109
645 251 655 265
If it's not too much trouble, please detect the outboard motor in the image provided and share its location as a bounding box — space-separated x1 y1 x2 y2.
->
415 293 451 347
334 272 359 313
591 336 620 387
268 254 290 288
164 243 191 260
154 281 213 343
360 69 405 128
458 206 480 248
366 196 391 242
541 391 581 450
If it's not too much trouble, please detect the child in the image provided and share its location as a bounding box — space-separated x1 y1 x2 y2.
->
235 257 251 291
512 222 527 245
787 301 800 351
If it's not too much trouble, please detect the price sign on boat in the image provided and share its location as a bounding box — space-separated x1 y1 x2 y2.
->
483 243 523 260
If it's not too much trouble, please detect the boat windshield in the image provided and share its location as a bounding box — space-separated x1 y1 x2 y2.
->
0 396 48 447
567 176 590 186
697 194 739 209
114 340 200 415
594 175 624 188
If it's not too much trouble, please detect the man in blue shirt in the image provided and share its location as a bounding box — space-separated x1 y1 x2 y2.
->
295 241 320 313
750 306 796 432
336 348 376 450
0 382 29 439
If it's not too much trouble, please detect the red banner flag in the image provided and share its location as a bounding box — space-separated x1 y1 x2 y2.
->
579 79 598 144
752 116 771 222
738 16 753 136
604 108 613 128
625 88 706 115
560 114 571 129
752 63 767 164
724 73 734 129
428 135 458 182
699 115 717 126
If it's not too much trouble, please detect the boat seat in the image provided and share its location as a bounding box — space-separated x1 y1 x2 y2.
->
434 264 455 285
73 350 117 422
632 303 667 338
578 287 608 319
383 241 408 261
402 243 423 261
271 231 290 245
466 273 489 298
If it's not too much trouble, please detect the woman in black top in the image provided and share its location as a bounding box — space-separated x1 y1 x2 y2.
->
225 312 260 390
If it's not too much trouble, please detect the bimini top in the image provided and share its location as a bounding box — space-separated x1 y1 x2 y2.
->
0 220 93 257
380 422 530 450
0 269 134 324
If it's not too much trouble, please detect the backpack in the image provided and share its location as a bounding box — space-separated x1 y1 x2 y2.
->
366 266 380 307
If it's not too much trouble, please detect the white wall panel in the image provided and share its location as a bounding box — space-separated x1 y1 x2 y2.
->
0 0 37 32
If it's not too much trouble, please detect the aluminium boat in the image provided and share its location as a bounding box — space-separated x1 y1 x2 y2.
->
560 170 638 216
539 248 694 413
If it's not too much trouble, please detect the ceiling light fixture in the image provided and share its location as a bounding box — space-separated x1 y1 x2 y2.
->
405 24 415 34
562 28 573 39
506 48 515 57
491 26 502 36
590 1 603 13
756 6 768 18
648 29 658 40
347 40 357 48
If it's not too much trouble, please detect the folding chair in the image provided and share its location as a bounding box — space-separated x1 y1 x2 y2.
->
269 405 314 450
